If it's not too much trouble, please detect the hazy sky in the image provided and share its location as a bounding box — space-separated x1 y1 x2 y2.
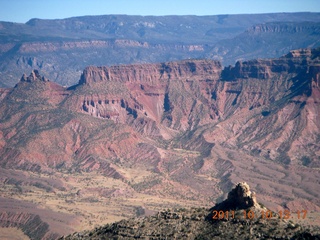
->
1 0 320 23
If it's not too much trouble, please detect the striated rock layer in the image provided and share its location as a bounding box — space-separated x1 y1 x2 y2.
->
0 212 52 239
79 60 221 85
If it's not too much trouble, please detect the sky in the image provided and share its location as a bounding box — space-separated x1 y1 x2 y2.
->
0 0 320 23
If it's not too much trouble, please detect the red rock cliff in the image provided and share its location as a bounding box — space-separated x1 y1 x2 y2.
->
79 59 222 86
222 48 319 80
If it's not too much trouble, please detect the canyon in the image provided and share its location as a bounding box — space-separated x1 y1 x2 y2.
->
0 48 319 238
0 13 320 88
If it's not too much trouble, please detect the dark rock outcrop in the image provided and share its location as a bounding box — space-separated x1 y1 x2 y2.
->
213 182 260 211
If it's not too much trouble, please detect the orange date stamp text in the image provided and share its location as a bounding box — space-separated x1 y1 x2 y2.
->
212 209 307 220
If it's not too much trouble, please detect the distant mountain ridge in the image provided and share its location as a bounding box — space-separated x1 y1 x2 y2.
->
210 21 320 64
0 12 320 87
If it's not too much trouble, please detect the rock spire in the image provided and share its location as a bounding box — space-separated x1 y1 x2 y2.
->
213 182 261 211
20 70 49 83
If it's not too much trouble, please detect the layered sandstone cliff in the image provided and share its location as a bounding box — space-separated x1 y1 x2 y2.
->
222 48 318 80
79 59 221 85
66 59 222 135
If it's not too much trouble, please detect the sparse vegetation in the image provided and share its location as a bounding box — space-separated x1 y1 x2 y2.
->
301 156 312 166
